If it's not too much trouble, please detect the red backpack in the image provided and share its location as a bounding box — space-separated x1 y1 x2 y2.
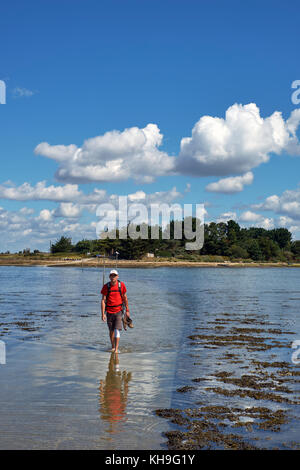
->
105 280 124 310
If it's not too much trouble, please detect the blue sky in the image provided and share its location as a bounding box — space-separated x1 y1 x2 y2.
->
1 0 300 251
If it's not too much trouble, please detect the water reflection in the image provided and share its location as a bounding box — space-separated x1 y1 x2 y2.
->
98 353 132 435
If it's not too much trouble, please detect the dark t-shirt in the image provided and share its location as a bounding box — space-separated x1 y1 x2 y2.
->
101 281 126 314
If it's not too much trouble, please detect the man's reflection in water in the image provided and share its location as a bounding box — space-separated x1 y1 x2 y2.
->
99 353 132 434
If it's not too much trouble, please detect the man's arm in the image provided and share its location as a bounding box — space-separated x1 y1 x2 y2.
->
101 294 106 321
123 293 130 317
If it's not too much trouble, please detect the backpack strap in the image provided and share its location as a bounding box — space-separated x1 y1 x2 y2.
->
106 280 122 292
118 280 122 297
106 281 111 295
105 280 124 309
118 281 125 311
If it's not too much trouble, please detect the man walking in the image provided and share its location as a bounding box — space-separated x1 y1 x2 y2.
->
101 270 131 353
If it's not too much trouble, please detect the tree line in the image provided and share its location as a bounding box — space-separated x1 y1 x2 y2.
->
50 219 300 262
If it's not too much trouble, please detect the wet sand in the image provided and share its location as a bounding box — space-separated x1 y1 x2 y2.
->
155 312 300 450
0 266 183 449
0 265 299 449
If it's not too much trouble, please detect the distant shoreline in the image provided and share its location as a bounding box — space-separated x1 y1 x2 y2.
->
0 257 300 268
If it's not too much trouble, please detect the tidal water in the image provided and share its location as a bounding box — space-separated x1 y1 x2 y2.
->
0 266 299 449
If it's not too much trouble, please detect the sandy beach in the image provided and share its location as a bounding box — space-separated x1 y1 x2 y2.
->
0 256 299 268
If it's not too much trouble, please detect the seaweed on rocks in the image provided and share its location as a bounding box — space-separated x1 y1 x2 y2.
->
155 309 300 449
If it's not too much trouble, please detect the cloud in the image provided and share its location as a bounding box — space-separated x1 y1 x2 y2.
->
217 211 237 223
176 104 300 177
54 203 82 218
4 102 300 249
35 143 78 162
275 215 300 237
145 186 183 205
0 181 108 205
235 211 274 229
205 172 253 194
0 181 81 202
95 186 185 232
228 184 300 237
37 209 53 222
33 105 300 185
12 87 35 98
185 183 191 193
285 109 300 155
212 207 276 230
239 210 262 222
276 215 294 226
19 207 35 215
0 183 187 251
259 217 275 230
0 206 98 252
127 191 146 202
0 179 184 218
35 124 175 184
253 186 300 220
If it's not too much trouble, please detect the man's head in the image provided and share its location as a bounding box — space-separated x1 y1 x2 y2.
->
109 269 119 283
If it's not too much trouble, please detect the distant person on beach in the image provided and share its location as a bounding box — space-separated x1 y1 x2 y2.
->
101 270 131 353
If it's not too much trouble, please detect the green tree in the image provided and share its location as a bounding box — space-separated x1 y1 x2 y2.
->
258 237 280 260
291 241 300 259
228 244 249 259
51 236 73 253
227 220 240 245
269 228 292 249
246 239 262 261
74 239 92 253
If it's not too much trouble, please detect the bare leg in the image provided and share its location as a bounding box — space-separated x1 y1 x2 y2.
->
109 330 115 351
114 332 120 353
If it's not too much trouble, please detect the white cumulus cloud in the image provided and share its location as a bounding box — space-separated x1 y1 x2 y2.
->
0 181 108 205
239 210 262 222
54 203 82 218
37 209 53 221
206 172 253 194
0 181 81 202
216 211 237 223
237 211 274 230
35 124 175 184
177 104 300 177
259 217 275 230
253 186 300 220
33 105 300 184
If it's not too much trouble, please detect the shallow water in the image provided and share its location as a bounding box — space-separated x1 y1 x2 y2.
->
0 266 299 449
